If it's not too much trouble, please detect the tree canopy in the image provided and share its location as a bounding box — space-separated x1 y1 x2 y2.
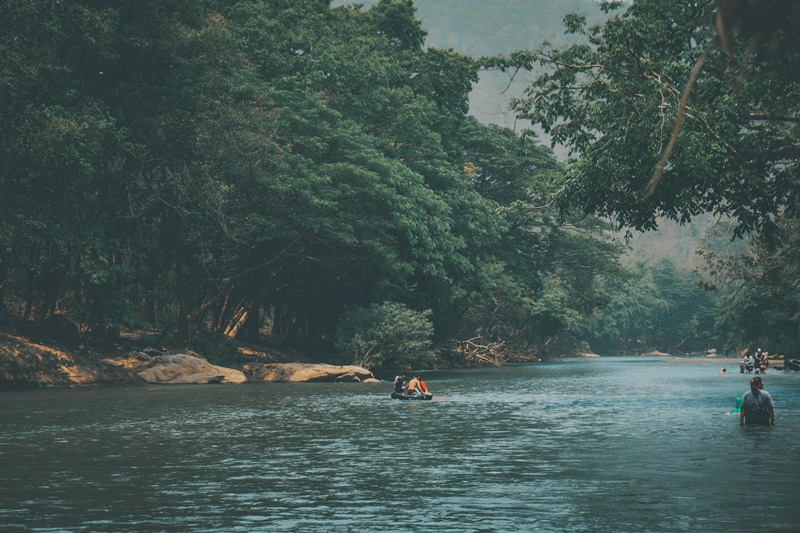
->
698 216 800 355
486 0 800 238
479 0 800 356
1 0 629 365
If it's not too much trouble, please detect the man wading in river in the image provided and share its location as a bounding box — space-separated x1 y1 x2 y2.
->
740 376 776 426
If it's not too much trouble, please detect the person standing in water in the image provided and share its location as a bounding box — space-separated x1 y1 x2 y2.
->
743 353 754 373
740 376 776 426
756 348 768 373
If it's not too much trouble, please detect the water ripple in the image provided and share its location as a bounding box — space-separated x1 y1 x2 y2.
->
2 359 799 531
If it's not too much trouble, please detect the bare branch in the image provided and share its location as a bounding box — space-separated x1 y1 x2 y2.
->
643 49 709 202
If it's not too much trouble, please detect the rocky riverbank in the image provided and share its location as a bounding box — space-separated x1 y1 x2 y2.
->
0 330 377 389
3 329 792 389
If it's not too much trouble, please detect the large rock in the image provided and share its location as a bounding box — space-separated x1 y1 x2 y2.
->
242 362 375 382
137 354 246 384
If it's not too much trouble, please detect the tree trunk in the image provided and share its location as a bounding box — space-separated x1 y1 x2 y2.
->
174 237 299 345
223 306 249 338
174 261 192 346
0 259 7 313
240 303 261 342
143 275 158 325
24 267 35 321
34 266 64 338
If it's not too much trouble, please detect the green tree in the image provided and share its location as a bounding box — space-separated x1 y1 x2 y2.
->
699 216 800 355
486 0 800 238
444 117 626 359
210 0 490 349
0 0 629 367
334 301 435 369
582 259 718 353
0 0 130 336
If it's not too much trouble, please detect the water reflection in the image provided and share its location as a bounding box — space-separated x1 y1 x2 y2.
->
1 357 799 532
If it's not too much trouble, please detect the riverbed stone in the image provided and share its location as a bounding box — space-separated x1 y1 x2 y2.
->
137 353 246 384
242 362 375 382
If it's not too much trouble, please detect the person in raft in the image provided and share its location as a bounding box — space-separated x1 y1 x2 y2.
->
393 372 407 393
418 375 430 395
403 374 424 395
740 376 776 426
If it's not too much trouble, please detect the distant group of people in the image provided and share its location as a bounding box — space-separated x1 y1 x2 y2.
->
740 348 769 374
393 372 430 396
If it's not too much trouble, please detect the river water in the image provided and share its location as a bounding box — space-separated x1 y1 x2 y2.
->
1 357 799 532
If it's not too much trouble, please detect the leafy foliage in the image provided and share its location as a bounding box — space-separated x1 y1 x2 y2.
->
698 216 800 355
486 0 800 238
0 0 631 363
334 301 435 369
582 259 718 353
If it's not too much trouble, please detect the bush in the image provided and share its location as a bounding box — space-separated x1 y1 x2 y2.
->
334 302 435 370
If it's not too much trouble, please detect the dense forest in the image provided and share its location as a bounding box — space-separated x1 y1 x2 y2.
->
485 0 800 355
0 0 625 369
1 0 798 369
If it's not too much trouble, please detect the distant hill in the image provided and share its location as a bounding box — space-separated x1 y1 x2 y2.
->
620 214 750 272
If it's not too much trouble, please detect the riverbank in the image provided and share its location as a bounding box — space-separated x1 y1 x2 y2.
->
0 329 330 388
668 357 741 364
668 356 785 369
0 328 786 388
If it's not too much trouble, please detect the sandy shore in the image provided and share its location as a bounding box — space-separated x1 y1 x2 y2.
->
667 357 741 364
667 356 787 372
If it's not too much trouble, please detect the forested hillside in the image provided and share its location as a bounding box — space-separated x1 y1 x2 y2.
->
328 0 731 356
357 0 800 357
488 0 800 355
0 0 625 369
4 0 795 368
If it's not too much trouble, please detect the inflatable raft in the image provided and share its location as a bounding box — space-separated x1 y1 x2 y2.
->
391 391 432 401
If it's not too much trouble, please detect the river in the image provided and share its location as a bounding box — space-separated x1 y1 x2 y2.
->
1 357 799 532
